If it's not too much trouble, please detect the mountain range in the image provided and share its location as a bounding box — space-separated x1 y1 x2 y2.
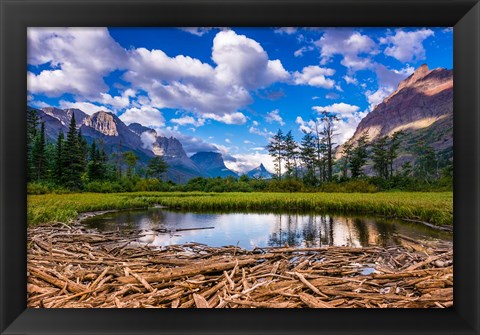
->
28 106 269 183
27 65 452 182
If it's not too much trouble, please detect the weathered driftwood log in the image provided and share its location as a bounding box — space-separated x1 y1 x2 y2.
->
27 223 453 308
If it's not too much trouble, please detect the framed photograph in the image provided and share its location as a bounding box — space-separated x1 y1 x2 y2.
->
1 0 479 334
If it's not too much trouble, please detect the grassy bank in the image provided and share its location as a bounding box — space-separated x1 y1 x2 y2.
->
28 191 453 226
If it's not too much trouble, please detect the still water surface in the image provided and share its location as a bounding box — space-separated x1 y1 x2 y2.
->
83 208 452 250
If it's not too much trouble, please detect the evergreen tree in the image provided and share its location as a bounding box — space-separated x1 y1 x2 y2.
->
27 109 39 182
123 151 138 178
371 135 389 178
62 113 83 190
340 141 354 178
312 118 324 182
32 121 46 181
44 143 56 181
266 129 285 180
413 143 437 182
299 131 317 185
53 131 64 182
400 161 413 177
78 129 89 173
284 131 299 179
147 156 168 179
350 132 369 178
87 141 107 181
386 131 404 177
319 111 338 181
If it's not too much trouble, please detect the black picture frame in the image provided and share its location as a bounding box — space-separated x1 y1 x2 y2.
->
1 0 479 334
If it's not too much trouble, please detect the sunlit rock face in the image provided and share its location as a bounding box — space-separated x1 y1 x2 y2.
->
338 64 453 161
355 65 452 142
83 111 120 136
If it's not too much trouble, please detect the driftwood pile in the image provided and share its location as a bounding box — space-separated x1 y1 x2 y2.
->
27 223 453 308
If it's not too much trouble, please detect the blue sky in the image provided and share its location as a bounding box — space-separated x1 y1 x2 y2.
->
27 27 453 173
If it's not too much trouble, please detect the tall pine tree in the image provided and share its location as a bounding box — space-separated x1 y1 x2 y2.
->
27 109 39 182
387 131 404 177
350 132 369 178
371 135 389 178
319 111 338 181
299 131 317 185
62 113 84 190
32 121 46 181
284 131 299 179
147 156 168 179
266 129 285 180
87 141 108 181
53 131 64 182
340 141 354 178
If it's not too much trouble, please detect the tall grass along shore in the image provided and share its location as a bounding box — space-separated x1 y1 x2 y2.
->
28 191 453 226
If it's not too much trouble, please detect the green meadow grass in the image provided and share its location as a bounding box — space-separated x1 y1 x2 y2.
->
27 191 453 226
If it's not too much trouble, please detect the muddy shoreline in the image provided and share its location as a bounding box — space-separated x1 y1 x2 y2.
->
27 221 453 308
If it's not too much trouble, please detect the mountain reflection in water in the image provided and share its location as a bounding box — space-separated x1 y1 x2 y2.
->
83 208 451 250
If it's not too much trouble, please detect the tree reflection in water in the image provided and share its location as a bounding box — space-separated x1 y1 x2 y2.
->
267 214 400 248
268 214 301 247
84 208 450 249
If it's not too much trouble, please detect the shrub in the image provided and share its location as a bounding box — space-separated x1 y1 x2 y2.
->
319 179 378 193
84 181 115 193
267 179 305 192
27 182 70 195
134 178 173 192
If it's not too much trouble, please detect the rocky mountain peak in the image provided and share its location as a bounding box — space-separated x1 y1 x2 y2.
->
153 137 188 158
384 64 452 105
350 65 452 142
42 107 87 127
393 64 428 92
246 163 272 179
83 111 120 136
336 64 453 162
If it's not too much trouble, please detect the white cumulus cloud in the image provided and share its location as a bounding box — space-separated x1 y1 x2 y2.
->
380 28 434 62
293 65 336 89
170 116 206 127
343 75 358 85
58 100 112 115
98 89 136 110
27 27 127 98
314 29 377 72
312 103 360 116
212 30 290 90
140 131 157 150
249 125 274 138
224 152 274 174
274 27 298 35
119 106 165 128
365 86 394 111
265 109 285 126
203 112 247 125
28 28 290 126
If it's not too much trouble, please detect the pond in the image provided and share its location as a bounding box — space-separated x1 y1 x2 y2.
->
83 208 452 250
